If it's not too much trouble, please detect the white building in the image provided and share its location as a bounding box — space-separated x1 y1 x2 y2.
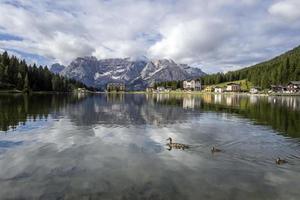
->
183 80 202 91
287 81 300 93
226 83 241 92
250 87 260 94
156 86 170 93
214 87 224 93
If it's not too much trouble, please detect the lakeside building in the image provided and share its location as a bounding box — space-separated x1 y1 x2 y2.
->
270 85 287 93
287 81 300 93
75 88 89 93
204 86 214 92
214 86 225 93
250 87 261 94
155 86 170 93
106 83 125 92
183 80 202 91
157 86 165 92
226 83 241 92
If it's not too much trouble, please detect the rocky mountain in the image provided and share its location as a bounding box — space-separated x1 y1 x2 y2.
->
50 63 66 74
56 56 206 90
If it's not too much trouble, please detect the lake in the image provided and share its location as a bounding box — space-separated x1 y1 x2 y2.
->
0 93 300 199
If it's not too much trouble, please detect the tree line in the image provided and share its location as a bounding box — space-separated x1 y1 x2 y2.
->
0 51 91 92
153 80 183 90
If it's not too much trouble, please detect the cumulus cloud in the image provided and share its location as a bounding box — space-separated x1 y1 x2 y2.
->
269 0 300 21
0 0 300 72
149 19 230 62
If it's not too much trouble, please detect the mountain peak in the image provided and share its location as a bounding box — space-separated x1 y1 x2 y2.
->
56 57 206 90
74 56 98 62
50 63 65 74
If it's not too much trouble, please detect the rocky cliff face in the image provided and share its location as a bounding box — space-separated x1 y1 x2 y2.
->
55 57 206 90
50 63 65 74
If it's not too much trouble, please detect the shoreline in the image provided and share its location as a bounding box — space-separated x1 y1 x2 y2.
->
130 91 300 96
1 89 300 97
131 91 300 97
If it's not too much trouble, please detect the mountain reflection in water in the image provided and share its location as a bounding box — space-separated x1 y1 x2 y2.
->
0 93 300 199
1 93 300 137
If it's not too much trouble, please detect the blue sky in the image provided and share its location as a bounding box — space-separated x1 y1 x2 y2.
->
1 0 300 73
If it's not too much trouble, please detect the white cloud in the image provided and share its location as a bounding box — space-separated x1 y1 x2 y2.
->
0 0 300 72
269 0 300 21
149 19 230 62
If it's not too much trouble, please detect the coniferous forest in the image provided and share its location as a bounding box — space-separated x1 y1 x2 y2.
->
0 51 90 92
154 80 184 90
201 45 300 88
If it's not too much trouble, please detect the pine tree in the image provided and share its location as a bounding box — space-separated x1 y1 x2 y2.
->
1 51 9 66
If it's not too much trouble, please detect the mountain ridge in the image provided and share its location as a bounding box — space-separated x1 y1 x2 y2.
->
52 57 206 90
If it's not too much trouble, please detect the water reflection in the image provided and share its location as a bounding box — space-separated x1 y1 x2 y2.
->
0 94 300 199
148 94 300 138
197 94 300 138
1 94 300 138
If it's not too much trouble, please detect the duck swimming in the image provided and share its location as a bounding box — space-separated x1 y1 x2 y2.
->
276 157 287 165
166 137 189 150
211 146 221 153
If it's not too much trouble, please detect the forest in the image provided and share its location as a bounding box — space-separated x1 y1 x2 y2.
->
154 80 184 90
0 51 90 92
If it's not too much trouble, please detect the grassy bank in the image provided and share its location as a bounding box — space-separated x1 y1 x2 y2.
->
206 79 254 91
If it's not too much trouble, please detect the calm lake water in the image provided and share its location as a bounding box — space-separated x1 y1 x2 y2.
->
0 93 300 199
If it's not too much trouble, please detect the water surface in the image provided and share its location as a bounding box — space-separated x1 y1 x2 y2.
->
0 93 300 199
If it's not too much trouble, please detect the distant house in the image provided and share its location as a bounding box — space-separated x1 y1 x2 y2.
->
287 81 300 93
157 86 166 92
270 85 287 93
204 86 214 92
250 87 261 94
183 80 202 91
214 86 224 93
106 83 125 92
75 88 88 93
226 83 241 92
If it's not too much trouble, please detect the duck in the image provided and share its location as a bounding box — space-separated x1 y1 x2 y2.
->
166 137 189 150
276 157 287 165
211 146 221 153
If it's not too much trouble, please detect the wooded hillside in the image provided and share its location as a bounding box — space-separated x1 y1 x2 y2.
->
0 51 90 92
